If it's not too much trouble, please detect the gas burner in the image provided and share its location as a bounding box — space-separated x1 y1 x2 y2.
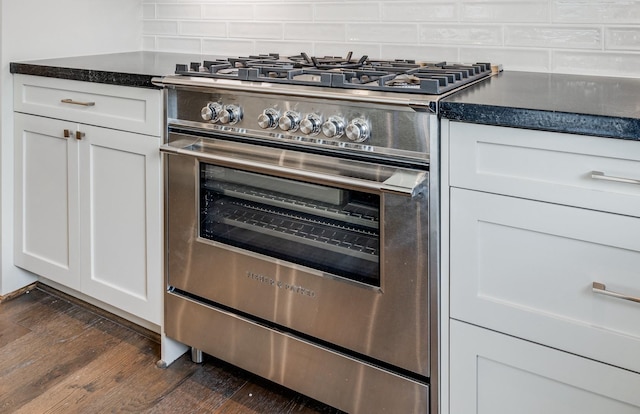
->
175 52 493 95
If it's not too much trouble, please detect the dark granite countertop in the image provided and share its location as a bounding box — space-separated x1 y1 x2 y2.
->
11 53 640 140
440 71 640 140
10 51 202 89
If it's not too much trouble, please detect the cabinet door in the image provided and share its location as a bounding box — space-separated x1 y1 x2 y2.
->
450 187 640 373
78 124 161 324
14 113 80 288
450 320 640 414
448 122 640 217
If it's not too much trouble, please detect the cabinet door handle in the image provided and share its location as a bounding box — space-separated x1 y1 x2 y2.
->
592 282 640 304
75 131 85 140
61 98 95 107
63 129 72 138
590 171 640 185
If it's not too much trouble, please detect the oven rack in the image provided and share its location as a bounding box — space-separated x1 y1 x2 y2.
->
204 199 379 262
203 182 379 230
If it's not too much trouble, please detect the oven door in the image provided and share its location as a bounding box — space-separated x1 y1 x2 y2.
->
162 132 430 376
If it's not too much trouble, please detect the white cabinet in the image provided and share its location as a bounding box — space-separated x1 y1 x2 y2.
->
448 121 640 218
450 188 640 373
14 114 80 287
13 75 162 326
444 120 640 413
450 320 640 414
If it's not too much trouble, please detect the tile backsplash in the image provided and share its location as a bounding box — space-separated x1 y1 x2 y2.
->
142 0 640 78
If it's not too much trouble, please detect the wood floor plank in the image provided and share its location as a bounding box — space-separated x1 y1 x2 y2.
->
216 381 301 414
0 288 47 320
143 357 249 413
0 316 31 348
216 379 343 414
12 333 147 414
0 316 130 411
0 305 104 376
0 287 343 414
38 338 199 413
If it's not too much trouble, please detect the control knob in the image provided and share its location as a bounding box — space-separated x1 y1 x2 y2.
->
201 102 224 122
321 116 345 138
279 111 301 132
257 108 280 129
219 104 243 125
345 118 370 142
299 114 322 136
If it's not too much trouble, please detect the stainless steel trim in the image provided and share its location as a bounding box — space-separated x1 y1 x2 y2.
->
428 113 440 414
60 98 95 107
153 75 437 110
591 170 640 185
592 282 640 304
160 142 427 196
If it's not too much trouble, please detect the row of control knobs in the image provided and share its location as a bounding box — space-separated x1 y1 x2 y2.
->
200 103 370 143
201 102 243 125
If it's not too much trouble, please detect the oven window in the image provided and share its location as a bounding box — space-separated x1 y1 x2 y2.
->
199 163 380 286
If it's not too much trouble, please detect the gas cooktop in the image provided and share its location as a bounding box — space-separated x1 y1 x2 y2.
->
174 52 493 95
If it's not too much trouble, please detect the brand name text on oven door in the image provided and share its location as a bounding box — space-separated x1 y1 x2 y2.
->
246 271 317 298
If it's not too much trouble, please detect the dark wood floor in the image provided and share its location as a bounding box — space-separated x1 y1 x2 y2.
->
0 286 345 413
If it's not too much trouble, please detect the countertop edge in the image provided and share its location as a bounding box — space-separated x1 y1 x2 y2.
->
440 102 640 141
10 62 159 89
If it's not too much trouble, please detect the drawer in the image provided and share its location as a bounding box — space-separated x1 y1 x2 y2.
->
450 320 640 414
14 74 161 136
450 188 640 373
448 121 640 217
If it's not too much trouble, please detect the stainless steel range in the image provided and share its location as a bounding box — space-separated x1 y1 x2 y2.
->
154 53 494 414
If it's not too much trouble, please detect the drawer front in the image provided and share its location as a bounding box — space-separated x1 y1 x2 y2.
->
450 188 640 373
449 121 640 217
450 320 640 414
14 74 161 136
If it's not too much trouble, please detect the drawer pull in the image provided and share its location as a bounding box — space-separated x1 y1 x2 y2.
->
63 129 72 138
592 282 640 304
61 98 95 107
591 171 640 185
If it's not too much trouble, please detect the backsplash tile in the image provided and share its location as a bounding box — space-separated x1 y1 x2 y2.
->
461 47 551 72
179 21 226 37
462 1 548 23
552 0 640 23
315 3 380 21
228 22 282 40
253 4 314 21
505 26 602 49
347 23 418 44
284 23 345 41
552 50 640 77
605 27 640 51
419 24 502 46
382 2 457 22
202 4 255 20
142 0 640 77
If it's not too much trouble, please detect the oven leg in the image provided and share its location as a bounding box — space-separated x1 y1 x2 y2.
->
191 347 204 364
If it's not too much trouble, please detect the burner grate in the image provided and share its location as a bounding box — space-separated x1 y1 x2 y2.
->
174 53 492 94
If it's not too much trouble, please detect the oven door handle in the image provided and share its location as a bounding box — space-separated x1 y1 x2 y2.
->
160 144 427 197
